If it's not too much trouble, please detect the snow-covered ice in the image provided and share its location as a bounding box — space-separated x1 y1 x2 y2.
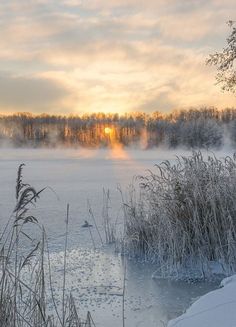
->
168 274 236 327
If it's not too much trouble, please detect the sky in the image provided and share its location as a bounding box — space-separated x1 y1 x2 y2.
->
0 0 235 115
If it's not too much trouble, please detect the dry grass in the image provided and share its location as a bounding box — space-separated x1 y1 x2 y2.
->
0 164 95 327
123 151 236 279
102 189 116 244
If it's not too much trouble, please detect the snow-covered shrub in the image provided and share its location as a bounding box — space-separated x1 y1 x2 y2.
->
123 151 236 279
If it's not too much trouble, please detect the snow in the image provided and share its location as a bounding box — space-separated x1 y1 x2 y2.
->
168 274 236 327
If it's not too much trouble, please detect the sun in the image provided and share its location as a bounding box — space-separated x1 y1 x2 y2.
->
104 127 112 134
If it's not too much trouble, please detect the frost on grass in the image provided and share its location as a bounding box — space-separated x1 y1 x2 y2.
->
123 151 236 280
0 164 95 327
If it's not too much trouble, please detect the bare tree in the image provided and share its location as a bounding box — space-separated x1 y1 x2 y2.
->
0 108 235 149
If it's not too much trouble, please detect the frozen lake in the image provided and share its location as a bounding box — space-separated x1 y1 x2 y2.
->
0 148 220 326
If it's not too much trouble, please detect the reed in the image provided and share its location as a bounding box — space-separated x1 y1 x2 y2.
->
122 151 236 279
0 164 95 327
102 189 115 244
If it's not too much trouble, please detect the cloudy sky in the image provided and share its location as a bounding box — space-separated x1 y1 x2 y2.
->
0 0 235 114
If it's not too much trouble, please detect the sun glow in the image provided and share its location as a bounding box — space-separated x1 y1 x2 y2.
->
104 127 112 134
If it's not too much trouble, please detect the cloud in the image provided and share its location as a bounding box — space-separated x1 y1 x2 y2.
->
0 72 71 113
0 0 235 114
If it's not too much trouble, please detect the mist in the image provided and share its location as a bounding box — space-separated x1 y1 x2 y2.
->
0 108 236 151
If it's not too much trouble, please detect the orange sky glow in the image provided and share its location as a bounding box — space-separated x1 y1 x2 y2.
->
0 0 235 115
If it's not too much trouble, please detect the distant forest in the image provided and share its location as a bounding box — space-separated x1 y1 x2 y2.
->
1 107 236 149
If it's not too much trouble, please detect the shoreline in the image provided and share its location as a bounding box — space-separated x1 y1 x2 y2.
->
168 274 236 327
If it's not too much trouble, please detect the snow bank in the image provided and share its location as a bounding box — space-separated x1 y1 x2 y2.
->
168 275 236 327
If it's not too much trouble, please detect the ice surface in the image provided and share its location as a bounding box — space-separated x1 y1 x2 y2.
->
0 147 230 326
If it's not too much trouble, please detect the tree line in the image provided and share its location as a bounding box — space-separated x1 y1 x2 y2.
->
0 107 236 148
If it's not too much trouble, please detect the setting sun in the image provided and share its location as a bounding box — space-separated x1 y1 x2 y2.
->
104 127 112 134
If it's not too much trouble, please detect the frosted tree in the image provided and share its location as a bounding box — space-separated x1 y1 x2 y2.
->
180 118 223 148
230 119 236 145
207 21 236 92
